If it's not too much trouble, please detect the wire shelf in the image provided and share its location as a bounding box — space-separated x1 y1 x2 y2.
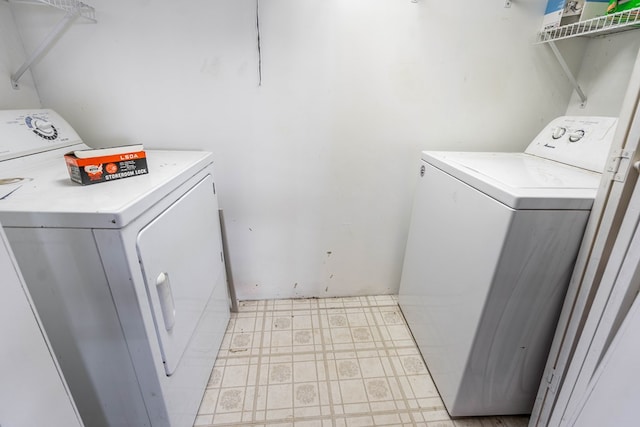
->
11 0 96 22
9 0 96 88
537 7 640 43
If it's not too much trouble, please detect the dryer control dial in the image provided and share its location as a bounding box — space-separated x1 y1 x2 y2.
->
25 116 58 140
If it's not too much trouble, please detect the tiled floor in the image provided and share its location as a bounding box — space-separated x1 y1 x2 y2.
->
194 296 530 427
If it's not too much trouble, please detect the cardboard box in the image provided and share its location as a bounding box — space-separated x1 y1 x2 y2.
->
542 0 568 30
542 0 609 30
64 147 148 185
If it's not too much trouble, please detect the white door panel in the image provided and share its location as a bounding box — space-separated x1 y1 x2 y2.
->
137 175 223 376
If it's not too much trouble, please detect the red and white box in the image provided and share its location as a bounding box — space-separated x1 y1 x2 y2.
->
64 144 149 185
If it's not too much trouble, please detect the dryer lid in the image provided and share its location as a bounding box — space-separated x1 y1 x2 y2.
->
0 150 214 228
422 151 602 210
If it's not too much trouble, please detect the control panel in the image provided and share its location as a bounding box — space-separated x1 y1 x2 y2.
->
0 109 82 162
25 115 59 140
525 116 618 173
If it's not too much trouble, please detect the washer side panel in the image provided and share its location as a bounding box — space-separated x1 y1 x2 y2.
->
455 208 589 416
398 162 515 411
0 227 84 427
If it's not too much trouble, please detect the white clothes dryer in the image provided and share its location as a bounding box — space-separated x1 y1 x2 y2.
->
0 109 230 427
398 116 618 417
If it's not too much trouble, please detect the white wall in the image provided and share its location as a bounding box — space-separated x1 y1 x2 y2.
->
0 1 40 108
11 0 586 300
566 31 640 116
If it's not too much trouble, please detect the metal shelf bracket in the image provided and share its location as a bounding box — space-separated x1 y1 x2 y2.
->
9 0 96 90
536 8 640 109
547 40 587 108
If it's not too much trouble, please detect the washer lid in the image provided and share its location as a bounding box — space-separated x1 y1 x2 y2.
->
0 149 214 228
422 151 602 210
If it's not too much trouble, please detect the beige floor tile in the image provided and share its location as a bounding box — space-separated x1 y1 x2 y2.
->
206 367 223 388
294 420 324 427
233 315 258 333
197 388 219 414
346 311 369 327
407 374 440 398
364 378 392 402
358 356 386 378
266 407 294 420
194 296 530 427
220 364 249 388
215 387 246 413
210 411 242 425
269 363 293 383
192 414 212 426
336 359 361 380
330 327 354 344
292 313 313 330
293 360 320 383
293 383 319 407
293 405 322 418
370 401 397 412
343 402 370 414
351 327 373 342
267 383 293 409
339 379 368 404
344 415 374 426
422 407 454 422
372 412 402 425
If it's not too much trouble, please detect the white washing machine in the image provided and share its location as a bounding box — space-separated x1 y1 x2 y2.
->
398 116 618 417
0 109 230 427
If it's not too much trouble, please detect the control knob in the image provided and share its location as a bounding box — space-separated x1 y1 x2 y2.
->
551 127 566 139
568 130 585 143
32 119 54 135
26 116 58 140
